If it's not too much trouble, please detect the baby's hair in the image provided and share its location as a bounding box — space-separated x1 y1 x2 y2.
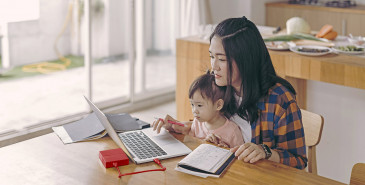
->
189 70 235 117
188 70 225 105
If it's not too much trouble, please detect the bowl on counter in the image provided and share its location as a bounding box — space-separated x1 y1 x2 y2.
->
265 41 290 51
332 45 365 55
289 45 332 56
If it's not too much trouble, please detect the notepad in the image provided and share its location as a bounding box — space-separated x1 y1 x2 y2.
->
52 112 150 144
175 144 235 178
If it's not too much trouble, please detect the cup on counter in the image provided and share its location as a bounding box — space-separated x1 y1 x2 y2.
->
347 36 365 46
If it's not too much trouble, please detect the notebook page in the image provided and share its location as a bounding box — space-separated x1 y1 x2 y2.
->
179 144 232 173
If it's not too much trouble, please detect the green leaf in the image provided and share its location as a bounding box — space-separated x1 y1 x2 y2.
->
263 33 326 42
292 33 324 42
263 35 298 42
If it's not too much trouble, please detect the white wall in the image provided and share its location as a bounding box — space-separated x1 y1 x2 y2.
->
209 0 251 24
0 0 40 23
6 0 127 66
250 0 283 25
307 81 365 184
208 0 282 25
7 0 70 66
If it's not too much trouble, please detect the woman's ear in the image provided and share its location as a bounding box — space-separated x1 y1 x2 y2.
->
216 99 224 111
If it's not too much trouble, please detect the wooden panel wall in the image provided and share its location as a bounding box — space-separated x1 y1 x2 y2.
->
265 3 365 36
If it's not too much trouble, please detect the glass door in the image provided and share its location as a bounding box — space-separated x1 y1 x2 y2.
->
134 0 176 98
90 0 132 107
0 0 177 139
0 0 90 133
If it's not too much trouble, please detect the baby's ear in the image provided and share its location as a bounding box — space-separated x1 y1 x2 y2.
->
216 99 224 111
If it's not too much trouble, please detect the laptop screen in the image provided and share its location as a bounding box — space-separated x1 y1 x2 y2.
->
83 96 134 161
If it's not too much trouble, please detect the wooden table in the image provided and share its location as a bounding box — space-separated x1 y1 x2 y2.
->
176 36 365 121
0 132 345 185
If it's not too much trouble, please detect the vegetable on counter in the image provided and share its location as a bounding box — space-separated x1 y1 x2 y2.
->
286 17 311 35
316 24 338 40
263 33 324 42
297 48 329 53
335 45 364 52
316 24 333 38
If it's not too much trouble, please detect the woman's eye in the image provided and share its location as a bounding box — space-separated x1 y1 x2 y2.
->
198 105 203 107
218 58 226 61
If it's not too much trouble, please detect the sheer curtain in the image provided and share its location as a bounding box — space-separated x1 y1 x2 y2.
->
151 0 212 55
178 0 212 37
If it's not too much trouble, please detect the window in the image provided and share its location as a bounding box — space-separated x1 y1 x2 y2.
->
0 0 176 143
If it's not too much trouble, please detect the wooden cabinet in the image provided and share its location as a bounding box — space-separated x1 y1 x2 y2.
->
266 2 365 36
176 37 210 121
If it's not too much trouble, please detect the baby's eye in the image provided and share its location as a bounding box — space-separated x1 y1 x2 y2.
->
209 55 214 59
197 104 203 107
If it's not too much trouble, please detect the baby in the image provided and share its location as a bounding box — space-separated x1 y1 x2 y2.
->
153 72 244 148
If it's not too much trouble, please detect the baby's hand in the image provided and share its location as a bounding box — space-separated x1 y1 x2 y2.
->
151 114 175 134
204 134 229 148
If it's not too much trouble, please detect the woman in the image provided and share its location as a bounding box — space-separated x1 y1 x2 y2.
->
153 16 307 169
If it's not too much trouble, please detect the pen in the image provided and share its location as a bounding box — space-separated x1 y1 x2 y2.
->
154 117 185 127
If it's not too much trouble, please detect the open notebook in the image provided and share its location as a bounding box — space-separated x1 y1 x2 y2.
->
175 144 235 178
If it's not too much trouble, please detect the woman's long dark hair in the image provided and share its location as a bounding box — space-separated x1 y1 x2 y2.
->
209 16 296 123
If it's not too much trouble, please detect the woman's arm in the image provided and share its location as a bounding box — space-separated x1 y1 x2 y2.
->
272 102 307 169
231 101 307 169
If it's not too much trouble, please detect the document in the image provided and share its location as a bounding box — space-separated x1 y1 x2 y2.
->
52 113 150 144
175 143 235 178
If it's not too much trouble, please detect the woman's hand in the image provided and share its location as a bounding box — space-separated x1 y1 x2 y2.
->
204 134 229 148
230 143 266 163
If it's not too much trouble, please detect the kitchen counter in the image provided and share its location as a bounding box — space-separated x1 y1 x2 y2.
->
175 35 365 121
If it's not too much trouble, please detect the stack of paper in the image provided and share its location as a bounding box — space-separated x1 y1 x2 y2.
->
52 113 150 144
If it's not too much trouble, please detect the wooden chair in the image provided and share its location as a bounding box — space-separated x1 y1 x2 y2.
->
301 109 324 175
350 163 365 185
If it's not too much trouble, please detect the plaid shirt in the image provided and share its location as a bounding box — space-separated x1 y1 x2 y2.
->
251 83 308 169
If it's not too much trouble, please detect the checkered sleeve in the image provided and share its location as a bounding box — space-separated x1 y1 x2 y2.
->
273 101 308 169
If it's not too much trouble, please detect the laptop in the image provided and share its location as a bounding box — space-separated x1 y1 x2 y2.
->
84 96 192 164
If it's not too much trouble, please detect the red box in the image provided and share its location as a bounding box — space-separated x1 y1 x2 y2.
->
99 148 129 168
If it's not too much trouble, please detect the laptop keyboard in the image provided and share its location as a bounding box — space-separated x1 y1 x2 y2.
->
119 131 167 159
